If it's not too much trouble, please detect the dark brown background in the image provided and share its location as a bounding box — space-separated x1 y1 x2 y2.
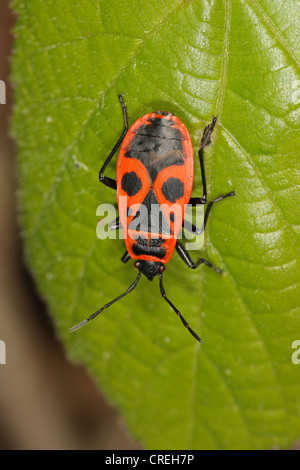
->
0 0 138 450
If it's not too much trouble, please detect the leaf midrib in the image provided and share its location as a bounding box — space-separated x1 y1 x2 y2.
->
186 0 233 449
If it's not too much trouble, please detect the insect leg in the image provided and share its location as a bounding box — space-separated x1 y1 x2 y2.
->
182 219 201 235
175 240 222 274
200 191 235 231
121 251 130 263
99 94 129 190
189 117 217 205
69 272 141 332
159 273 202 342
109 215 122 230
188 191 235 236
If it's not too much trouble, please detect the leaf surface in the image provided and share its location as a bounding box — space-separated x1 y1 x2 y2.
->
12 0 300 449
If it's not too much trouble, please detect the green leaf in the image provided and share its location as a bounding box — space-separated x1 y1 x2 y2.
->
11 0 300 450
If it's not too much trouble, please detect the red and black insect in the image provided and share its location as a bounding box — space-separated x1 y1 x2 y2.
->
70 94 234 342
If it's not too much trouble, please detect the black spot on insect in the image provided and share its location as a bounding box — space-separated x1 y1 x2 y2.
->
169 212 175 223
121 171 142 196
132 243 166 259
125 119 183 164
161 177 184 203
128 189 172 235
134 236 165 247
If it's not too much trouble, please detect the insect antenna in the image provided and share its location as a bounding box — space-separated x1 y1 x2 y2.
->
159 273 202 343
69 272 142 332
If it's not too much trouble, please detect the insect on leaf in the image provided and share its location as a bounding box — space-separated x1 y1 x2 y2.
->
11 0 300 450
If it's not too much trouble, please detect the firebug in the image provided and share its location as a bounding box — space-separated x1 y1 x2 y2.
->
70 94 234 342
